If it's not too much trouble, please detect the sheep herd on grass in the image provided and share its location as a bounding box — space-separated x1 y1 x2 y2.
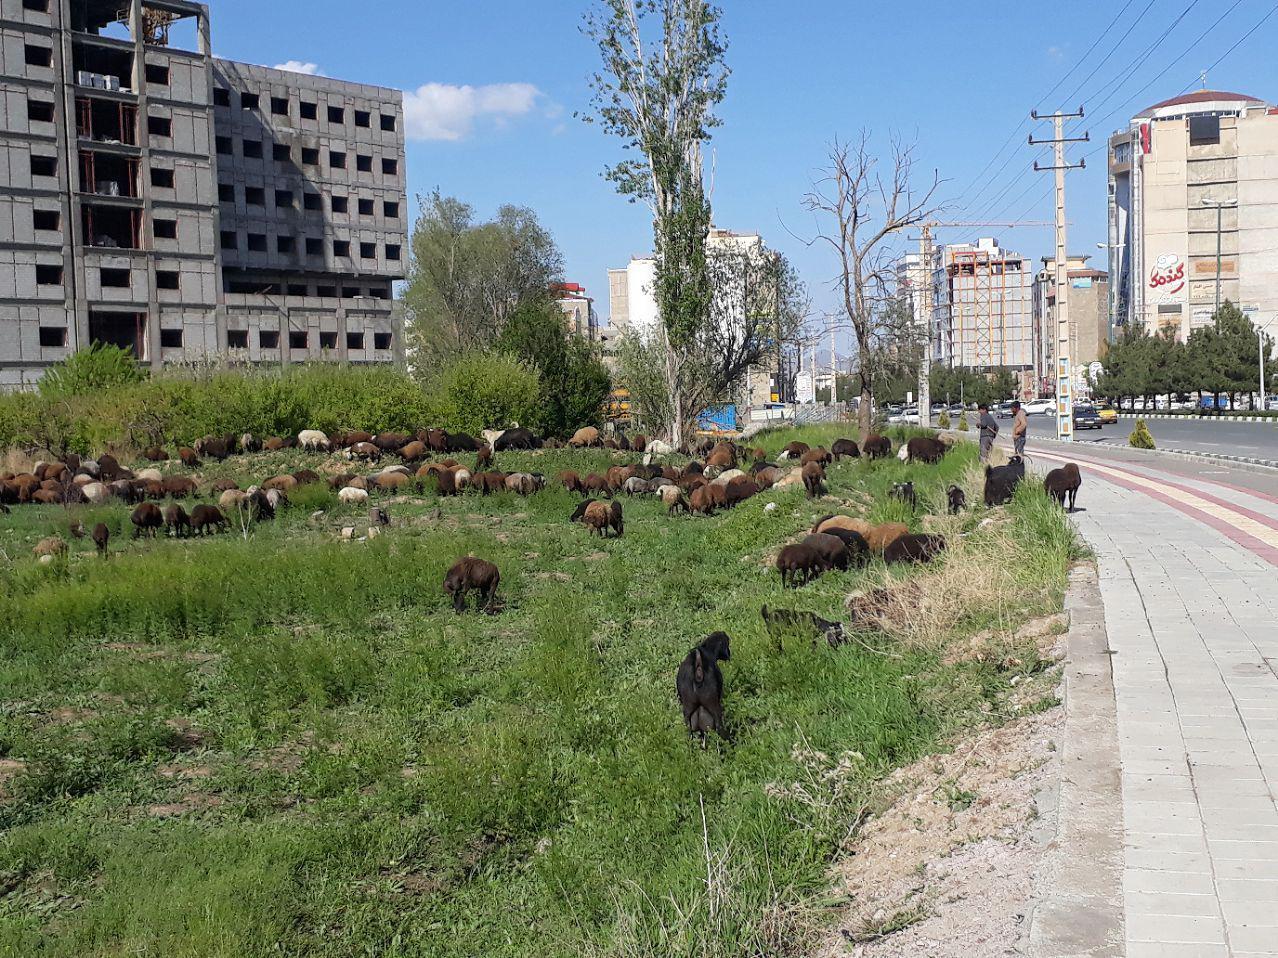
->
2 421 1083 748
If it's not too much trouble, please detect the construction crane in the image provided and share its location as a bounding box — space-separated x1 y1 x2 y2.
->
908 221 1053 424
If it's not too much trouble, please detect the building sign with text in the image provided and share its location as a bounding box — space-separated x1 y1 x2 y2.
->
1148 253 1186 304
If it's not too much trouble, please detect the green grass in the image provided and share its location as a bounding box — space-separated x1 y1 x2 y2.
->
0 426 1075 957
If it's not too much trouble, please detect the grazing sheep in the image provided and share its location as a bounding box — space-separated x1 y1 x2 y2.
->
131 502 163 539
800 446 833 467
443 557 500 614
689 483 726 516
189 504 229 536
581 500 624 537
646 439 676 456
803 532 852 571
339 486 370 506
505 473 542 496
69 520 85 539
32 488 61 505
723 475 760 507
470 471 506 496
92 522 110 557
474 444 492 471
890 482 917 511
778 441 810 461
817 527 871 567
884 533 947 565
776 543 828 588
631 434 648 452
297 430 330 451
397 441 428 463
178 447 201 469
328 473 357 490
583 473 612 497
753 466 783 489
760 606 847 649
707 444 736 469
198 437 233 461
812 514 873 538
211 479 240 493
372 471 412 493
374 433 409 453
263 437 288 452
34 536 67 559
901 436 947 465
494 427 540 451
865 522 910 554
831 438 860 461
445 432 479 452
220 489 249 512
163 503 191 538
558 470 584 494
802 461 826 499
623 476 650 497
983 456 1026 507
143 446 168 462
676 631 732 746
348 442 381 462
606 465 629 491
660 485 690 515
240 433 262 453
80 481 110 504
862 435 891 460
263 474 299 493
97 453 123 482
947 485 967 515
1044 462 1082 511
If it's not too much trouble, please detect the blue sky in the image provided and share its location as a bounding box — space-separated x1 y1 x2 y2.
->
208 0 1278 351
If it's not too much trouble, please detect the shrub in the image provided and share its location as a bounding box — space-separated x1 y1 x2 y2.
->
37 344 143 399
1129 419 1155 449
957 411 969 432
424 353 542 435
937 411 951 430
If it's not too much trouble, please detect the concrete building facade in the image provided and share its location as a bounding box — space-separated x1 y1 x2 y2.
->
930 237 1034 372
551 282 599 340
1031 256 1109 396
1108 90 1278 341
0 0 406 388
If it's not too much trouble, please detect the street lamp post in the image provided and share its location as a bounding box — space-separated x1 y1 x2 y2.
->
1201 197 1238 317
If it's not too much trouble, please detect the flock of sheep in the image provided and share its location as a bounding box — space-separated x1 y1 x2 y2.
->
1 421 1083 746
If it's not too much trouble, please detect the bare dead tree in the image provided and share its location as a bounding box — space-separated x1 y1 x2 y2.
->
801 134 940 438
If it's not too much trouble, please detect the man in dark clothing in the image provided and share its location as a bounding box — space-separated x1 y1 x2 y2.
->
978 403 999 462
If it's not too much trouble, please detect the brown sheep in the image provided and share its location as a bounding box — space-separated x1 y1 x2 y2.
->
97 453 123 481
211 478 240 493
884 533 947 565
583 473 612 497
558 470 583 494
178 447 201 469
659 485 690 514
505 473 541 496
262 437 288 452
328 473 357 490
776 543 827 588
707 444 736 469
341 430 374 448
632 434 648 452
263 474 299 493
1044 463 1082 511
131 502 163 538
800 446 832 467
374 433 409 453
723 475 760 507
831 438 860 461
292 469 321 486
472 471 508 496
581 500 624 537
780 441 810 461
32 488 61 505
162 476 198 499
92 522 110 557
198 437 232 461
865 522 910 554
862 435 892 460
802 462 826 499
689 483 726 516
349 442 381 462
432 468 460 497
143 446 169 462
803 532 852 571
812 514 873 538
372 471 411 493
753 466 783 490
443 557 500 613
189 504 229 536
163 503 191 538
475 444 492 470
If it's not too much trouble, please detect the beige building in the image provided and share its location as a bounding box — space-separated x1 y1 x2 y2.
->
931 238 1034 371
1032 256 1109 394
552 283 598 340
1108 90 1278 340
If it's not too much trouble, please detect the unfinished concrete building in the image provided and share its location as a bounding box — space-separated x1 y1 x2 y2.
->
931 238 1033 373
0 0 406 388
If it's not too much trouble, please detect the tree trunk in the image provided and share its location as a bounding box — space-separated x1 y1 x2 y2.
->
857 339 873 439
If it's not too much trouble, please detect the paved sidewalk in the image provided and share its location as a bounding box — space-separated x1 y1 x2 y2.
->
1034 448 1278 957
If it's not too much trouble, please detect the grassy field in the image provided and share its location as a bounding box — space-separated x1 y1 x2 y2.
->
0 425 1077 957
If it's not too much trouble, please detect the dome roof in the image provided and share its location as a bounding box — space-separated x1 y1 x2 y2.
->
1136 90 1268 119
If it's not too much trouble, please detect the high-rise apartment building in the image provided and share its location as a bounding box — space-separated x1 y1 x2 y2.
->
0 0 406 388
1108 90 1278 340
930 238 1033 372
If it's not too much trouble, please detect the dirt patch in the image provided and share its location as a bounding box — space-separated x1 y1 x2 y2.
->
145 793 224 818
815 685 1063 957
0 758 26 798
164 717 207 750
43 706 100 726
156 762 215 781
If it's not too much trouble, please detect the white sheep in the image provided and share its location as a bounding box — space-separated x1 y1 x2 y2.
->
81 482 109 504
646 439 676 456
136 468 164 483
298 430 330 451
896 446 911 463
710 468 745 488
338 486 370 506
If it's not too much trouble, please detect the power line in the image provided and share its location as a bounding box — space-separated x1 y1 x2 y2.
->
1175 0 1278 95
1055 0 1159 110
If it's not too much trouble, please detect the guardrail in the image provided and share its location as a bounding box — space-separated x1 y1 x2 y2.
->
1115 413 1278 425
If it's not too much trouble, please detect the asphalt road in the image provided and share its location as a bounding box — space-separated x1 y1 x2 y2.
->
1016 412 1278 461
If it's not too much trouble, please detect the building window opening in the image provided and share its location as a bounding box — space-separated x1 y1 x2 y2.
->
277 235 295 254
289 330 308 350
327 106 345 124
72 44 133 90
89 311 146 360
240 92 259 110
214 88 230 107
79 150 139 196
154 219 177 240
331 195 349 214
151 166 174 188
273 143 291 162
305 238 323 256
346 331 365 350
301 146 319 165
355 110 370 128
39 326 67 347
259 329 280 349
28 98 55 123
381 158 398 175
36 264 63 285
319 331 338 350
144 62 169 85
358 198 374 216
156 270 180 290
380 113 396 132
383 201 399 218
160 327 183 348
100 267 130 288
271 96 289 115
76 98 137 143
303 193 322 211
83 205 140 248
1189 115 1221 147
300 101 317 120
360 242 376 259
245 186 265 206
357 153 372 172
218 183 234 202
242 138 262 158
333 240 351 257
373 332 392 350
220 230 237 250
247 233 267 252
25 44 53 68
226 329 248 349
33 208 60 231
31 154 57 177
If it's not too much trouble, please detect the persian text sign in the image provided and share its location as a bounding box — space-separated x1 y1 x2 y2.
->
1149 253 1186 302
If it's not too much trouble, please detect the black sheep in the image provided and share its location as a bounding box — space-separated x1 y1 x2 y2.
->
760 606 847 649
890 482 917 511
884 533 947 565
676 631 732 746
130 502 163 539
904 437 947 464
494 428 541 451
947 485 967 515
1044 462 1082 511
91 522 110 557
776 543 828 588
831 438 860 461
189 504 229 536
862 435 892 460
983 456 1026 507
443 557 500 613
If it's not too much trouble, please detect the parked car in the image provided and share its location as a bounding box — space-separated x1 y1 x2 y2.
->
1073 404 1103 430
1024 398 1055 415
1096 402 1118 425
995 401 1015 420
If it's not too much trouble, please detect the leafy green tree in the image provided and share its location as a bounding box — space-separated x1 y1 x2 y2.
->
426 353 543 436
497 300 612 436
38 343 143 399
404 191 564 374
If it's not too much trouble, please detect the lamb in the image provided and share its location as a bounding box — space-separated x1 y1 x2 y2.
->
581 500 624 537
1044 462 1082 511
131 502 163 539
884 533 947 565
803 532 852 571
187 504 227 535
890 482 918 511
760 606 847 649
984 456 1026 507
947 485 967 515
831 438 860 461
862 435 892 460
443 556 501 613
294 429 329 451
92 522 110 557
901 436 947 464
776 542 828 588
802 461 826 499
676 631 731 746
163 503 191 538
338 486 370 506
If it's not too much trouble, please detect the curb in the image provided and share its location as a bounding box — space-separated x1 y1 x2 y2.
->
1027 565 1125 957
1030 434 1278 474
1116 413 1278 425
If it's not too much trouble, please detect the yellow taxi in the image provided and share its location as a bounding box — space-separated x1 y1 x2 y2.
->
1095 402 1119 425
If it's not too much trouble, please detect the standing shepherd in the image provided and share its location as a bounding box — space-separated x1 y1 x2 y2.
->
978 402 999 463
1011 400 1028 458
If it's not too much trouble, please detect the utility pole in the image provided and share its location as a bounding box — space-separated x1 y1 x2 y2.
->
918 226 934 429
1031 107 1087 443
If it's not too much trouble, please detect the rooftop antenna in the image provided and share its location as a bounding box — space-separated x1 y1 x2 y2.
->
1200 70 1209 90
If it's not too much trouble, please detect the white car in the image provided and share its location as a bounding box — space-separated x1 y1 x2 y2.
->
1023 399 1055 415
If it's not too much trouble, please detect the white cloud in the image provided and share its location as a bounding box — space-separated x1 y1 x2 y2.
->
402 82 542 142
273 60 322 76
